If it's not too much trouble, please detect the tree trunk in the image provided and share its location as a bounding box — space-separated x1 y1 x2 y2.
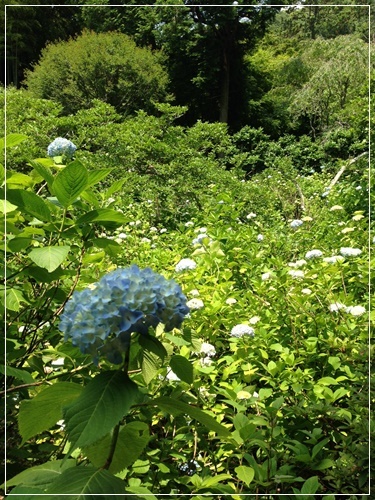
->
219 46 230 123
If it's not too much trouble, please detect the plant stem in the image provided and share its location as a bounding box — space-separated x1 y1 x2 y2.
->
101 422 120 470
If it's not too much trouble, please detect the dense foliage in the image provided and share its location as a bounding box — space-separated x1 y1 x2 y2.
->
2 2 372 498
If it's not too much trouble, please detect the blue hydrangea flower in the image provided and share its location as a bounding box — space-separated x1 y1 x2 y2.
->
47 137 77 158
290 219 303 228
59 265 189 363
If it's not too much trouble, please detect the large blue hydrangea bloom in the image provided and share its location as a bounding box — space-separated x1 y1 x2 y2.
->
59 265 189 363
47 137 77 158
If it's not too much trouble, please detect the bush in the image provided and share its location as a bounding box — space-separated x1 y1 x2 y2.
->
24 30 169 115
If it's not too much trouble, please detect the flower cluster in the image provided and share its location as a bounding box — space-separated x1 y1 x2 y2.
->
230 324 255 338
340 247 362 257
305 249 323 259
329 303 366 316
178 460 200 476
59 265 189 363
290 219 303 228
47 137 77 158
186 298 204 310
192 233 210 245
175 258 197 272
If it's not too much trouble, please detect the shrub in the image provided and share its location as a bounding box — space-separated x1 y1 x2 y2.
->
24 30 169 115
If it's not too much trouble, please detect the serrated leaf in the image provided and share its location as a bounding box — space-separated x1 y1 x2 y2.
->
29 160 55 191
18 382 83 444
63 371 141 455
6 172 34 188
87 168 113 188
44 466 125 497
0 364 34 384
5 189 51 222
76 208 128 226
141 349 162 385
4 288 29 311
84 422 150 473
152 396 231 437
170 355 194 384
52 160 89 207
235 465 254 486
28 246 70 272
5 459 76 489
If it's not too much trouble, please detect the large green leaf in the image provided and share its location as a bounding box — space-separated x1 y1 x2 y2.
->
139 335 168 384
52 160 89 207
87 168 113 188
0 133 28 150
5 189 51 222
6 485 45 497
63 371 141 455
0 199 18 214
18 382 83 444
5 459 76 489
29 160 55 191
76 208 128 225
6 172 35 188
0 365 34 384
84 422 150 474
152 396 231 437
170 355 194 384
235 465 254 486
3 288 29 311
44 466 125 497
28 245 70 273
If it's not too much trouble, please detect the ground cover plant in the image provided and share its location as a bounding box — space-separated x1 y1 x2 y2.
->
1 127 371 497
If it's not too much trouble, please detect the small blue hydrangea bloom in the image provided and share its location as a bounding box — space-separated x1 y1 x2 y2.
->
47 137 77 158
290 219 303 228
59 265 189 363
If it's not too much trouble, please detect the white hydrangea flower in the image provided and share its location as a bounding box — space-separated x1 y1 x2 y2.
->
330 205 343 211
192 233 210 245
189 289 200 296
107 197 116 204
185 221 194 227
290 219 303 228
340 247 362 257
323 256 345 264
200 342 216 357
200 356 213 367
352 214 364 221
186 298 204 310
149 227 158 233
226 297 237 305
288 259 307 268
230 324 255 338
329 302 347 312
346 305 366 316
117 232 127 239
246 212 257 219
305 249 323 259
160 228 167 233
261 272 271 281
166 369 180 382
301 288 312 295
175 258 197 272
249 316 261 324
141 237 151 244
257 234 264 242
288 270 305 279
341 228 355 234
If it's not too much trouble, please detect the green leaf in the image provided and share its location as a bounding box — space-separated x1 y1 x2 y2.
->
106 179 125 197
170 355 194 384
0 365 34 384
0 133 28 149
301 475 320 494
28 246 70 272
235 465 254 486
311 437 330 459
76 208 128 226
199 474 233 488
152 396 231 437
7 237 32 252
29 160 55 191
6 172 35 188
87 168 113 188
317 376 339 386
44 466 125 497
84 422 150 473
5 189 51 222
52 160 89 207
328 356 341 370
63 371 141 455
18 382 83 444
5 459 76 489
4 288 29 311
139 335 168 384
0 199 18 213
6 485 45 497
312 458 335 471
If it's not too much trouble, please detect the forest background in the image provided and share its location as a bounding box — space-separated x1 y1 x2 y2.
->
1 0 373 497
